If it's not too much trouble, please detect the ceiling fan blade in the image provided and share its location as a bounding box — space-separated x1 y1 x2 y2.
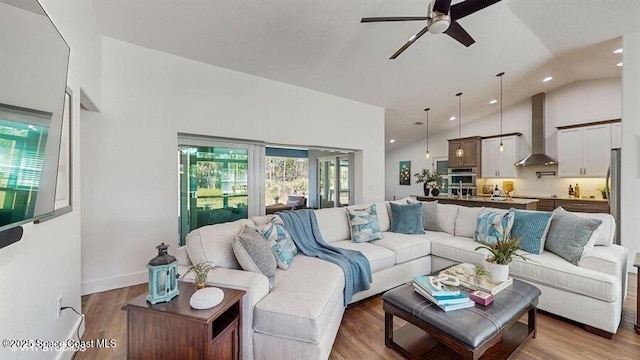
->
389 25 430 59
444 21 475 47
432 0 453 14
361 16 428 23
450 0 501 20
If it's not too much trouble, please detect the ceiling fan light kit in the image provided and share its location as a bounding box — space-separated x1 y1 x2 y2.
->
361 0 502 59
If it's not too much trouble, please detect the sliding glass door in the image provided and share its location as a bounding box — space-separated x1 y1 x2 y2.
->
317 155 352 208
178 137 264 244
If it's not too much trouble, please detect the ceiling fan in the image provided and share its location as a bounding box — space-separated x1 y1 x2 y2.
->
361 0 502 59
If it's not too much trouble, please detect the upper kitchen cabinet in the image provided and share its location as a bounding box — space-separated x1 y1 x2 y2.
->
557 122 612 177
448 136 482 169
481 134 520 178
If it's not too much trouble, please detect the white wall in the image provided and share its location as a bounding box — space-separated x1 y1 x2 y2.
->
621 32 640 273
80 38 385 294
386 78 622 199
0 0 100 358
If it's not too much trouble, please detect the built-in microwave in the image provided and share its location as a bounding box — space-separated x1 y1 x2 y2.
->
448 167 477 187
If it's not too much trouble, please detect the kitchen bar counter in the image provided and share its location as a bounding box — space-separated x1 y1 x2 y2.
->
475 194 608 202
415 196 538 210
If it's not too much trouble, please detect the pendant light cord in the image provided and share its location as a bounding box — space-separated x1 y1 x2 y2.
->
424 108 430 158
497 72 504 146
456 92 462 139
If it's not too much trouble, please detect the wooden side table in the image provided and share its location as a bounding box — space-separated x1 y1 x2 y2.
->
123 282 245 359
634 253 640 335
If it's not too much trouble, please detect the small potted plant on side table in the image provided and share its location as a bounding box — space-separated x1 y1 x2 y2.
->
182 261 215 290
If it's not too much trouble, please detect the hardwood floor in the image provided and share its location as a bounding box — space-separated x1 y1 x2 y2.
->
76 274 640 359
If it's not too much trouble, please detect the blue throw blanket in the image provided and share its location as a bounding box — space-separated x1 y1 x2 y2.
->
278 209 372 305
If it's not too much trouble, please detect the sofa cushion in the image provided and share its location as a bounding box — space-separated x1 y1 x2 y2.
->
232 225 277 288
509 209 553 255
253 256 345 344
186 218 255 269
331 240 396 273
258 217 298 270
430 236 619 302
370 232 431 264
455 206 483 238
347 204 382 242
545 207 602 265
374 202 391 232
314 207 350 243
437 203 459 235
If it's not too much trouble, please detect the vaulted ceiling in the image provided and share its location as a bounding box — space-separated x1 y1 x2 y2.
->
90 0 640 151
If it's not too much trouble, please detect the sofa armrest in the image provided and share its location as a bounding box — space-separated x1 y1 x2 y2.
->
179 265 269 360
175 245 192 266
579 244 628 301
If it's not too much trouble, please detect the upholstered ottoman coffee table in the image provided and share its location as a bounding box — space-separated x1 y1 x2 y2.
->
383 278 541 360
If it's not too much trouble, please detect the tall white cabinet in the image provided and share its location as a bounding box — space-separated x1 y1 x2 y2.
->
557 123 611 177
481 135 520 178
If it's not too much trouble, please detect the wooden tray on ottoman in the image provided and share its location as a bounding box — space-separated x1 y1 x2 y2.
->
383 278 541 360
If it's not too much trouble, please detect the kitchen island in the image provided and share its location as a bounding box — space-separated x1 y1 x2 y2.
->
415 195 538 210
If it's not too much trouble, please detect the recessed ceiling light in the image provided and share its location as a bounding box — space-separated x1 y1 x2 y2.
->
543 76 553 83
389 139 395 143
490 99 498 104
449 116 456 121
617 62 623 67
614 48 623 54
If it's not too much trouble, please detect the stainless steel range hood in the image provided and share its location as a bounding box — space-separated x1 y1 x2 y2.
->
514 93 558 167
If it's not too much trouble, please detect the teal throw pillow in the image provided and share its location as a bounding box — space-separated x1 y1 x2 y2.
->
544 207 602 265
474 210 512 245
509 209 553 254
260 217 297 270
390 202 425 234
348 204 382 242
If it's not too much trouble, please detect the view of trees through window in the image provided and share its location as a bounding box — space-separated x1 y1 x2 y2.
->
265 156 308 205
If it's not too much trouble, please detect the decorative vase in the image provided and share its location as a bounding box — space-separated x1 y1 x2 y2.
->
431 188 440 197
484 258 509 284
423 183 430 196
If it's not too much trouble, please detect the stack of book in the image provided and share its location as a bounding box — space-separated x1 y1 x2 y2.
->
413 275 475 312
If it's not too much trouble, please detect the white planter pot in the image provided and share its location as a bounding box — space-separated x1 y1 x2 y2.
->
484 259 509 284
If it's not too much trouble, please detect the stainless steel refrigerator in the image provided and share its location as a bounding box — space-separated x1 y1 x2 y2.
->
606 148 621 245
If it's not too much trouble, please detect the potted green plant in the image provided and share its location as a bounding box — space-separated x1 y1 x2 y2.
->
474 232 528 283
414 169 441 196
182 261 215 290
596 184 607 199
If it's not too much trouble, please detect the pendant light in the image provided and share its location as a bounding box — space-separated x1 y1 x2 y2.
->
455 92 464 158
424 108 430 159
497 72 505 152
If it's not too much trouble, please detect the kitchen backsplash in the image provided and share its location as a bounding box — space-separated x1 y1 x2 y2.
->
477 166 607 199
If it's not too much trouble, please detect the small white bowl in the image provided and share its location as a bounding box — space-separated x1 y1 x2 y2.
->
190 287 224 309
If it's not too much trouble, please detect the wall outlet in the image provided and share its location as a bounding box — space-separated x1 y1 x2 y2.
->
56 295 62 319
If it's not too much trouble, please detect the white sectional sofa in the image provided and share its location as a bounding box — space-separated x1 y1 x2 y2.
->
175 200 628 360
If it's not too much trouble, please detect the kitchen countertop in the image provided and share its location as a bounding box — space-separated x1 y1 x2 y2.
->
417 195 538 205
475 194 608 202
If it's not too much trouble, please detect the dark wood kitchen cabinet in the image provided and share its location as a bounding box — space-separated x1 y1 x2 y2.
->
448 136 482 168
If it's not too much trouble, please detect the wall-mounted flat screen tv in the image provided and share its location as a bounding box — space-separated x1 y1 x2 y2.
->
0 0 70 243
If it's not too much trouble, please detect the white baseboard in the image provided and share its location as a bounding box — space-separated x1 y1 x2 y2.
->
81 271 147 295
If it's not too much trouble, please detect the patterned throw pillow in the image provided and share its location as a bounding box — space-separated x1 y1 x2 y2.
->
260 217 298 270
348 204 382 242
474 210 513 245
509 209 553 255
